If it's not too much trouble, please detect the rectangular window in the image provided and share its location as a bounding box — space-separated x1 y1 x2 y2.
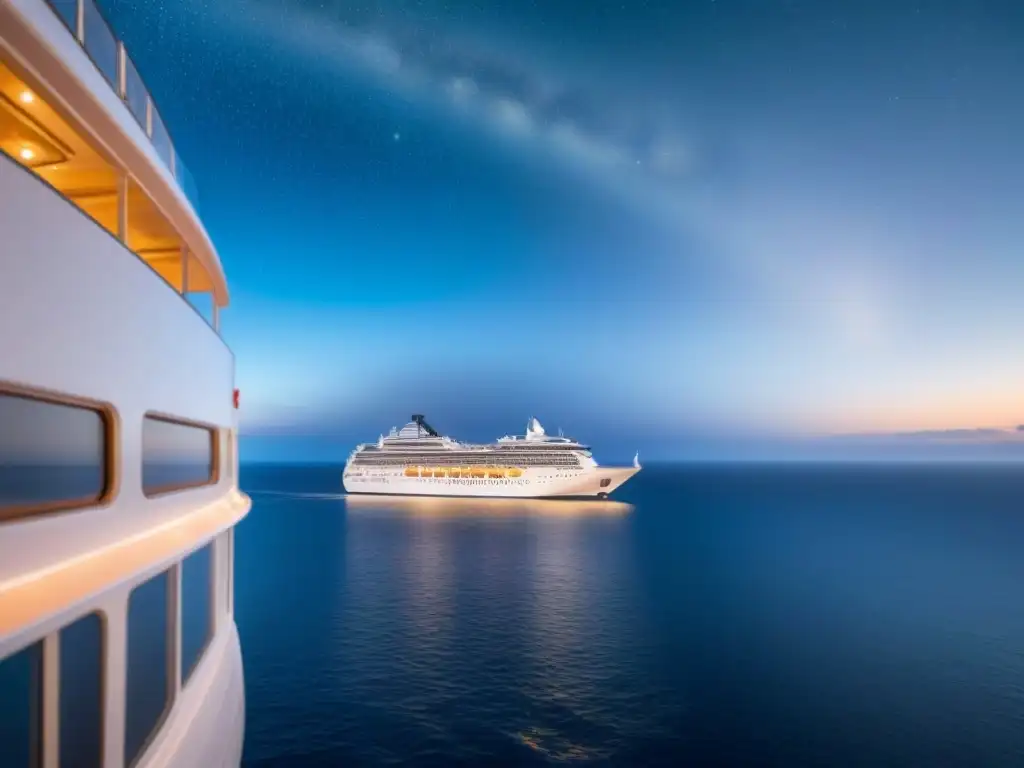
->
142 416 215 496
0 389 110 520
181 543 213 686
60 613 104 768
125 571 171 767
0 641 42 768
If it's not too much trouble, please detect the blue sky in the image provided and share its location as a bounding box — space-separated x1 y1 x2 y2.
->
105 0 1024 461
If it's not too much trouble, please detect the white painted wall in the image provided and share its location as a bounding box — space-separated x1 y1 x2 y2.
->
0 154 237 584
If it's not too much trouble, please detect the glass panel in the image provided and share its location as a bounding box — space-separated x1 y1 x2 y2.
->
0 641 42 768
181 544 213 685
0 393 107 512
150 108 173 172
174 155 200 212
44 0 78 33
125 571 170 767
123 54 149 129
82 0 118 88
60 614 103 768
142 417 214 494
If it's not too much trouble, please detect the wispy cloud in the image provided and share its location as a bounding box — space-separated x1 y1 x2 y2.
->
201 0 909 359
207 1 696 192
833 427 1024 444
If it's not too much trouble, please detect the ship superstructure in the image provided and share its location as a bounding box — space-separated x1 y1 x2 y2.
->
0 1 249 765
343 415 641 498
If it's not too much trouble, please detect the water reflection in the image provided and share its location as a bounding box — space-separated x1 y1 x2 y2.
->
343 494 634 519
337 490 639 762
403 517 450 636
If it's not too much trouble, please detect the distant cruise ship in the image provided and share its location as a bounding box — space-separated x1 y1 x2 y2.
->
343 415 641 498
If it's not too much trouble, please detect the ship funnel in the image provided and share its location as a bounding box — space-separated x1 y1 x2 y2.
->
411 414 440 437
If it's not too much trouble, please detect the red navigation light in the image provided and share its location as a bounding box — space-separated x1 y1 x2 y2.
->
233 389 240 409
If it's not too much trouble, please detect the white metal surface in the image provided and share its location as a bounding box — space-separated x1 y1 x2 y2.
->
0 7 249 753
0 154 235 585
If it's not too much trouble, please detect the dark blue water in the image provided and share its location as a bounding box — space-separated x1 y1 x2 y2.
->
237 462 1024 766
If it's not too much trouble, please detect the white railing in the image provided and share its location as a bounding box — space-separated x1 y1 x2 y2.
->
44 0 201 210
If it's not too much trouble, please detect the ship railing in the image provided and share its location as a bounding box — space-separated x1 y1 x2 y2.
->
43 0 201 211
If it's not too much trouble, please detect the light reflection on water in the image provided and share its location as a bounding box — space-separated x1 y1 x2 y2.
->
342 493 634 518
329 489 642 765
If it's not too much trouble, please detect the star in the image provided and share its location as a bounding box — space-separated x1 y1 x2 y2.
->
393 132 401 141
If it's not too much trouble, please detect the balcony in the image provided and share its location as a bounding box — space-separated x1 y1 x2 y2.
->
39 0 200 209
0 0 227 330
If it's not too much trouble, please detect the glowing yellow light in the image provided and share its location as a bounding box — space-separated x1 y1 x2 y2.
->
19 90 34 104
18 147 35 161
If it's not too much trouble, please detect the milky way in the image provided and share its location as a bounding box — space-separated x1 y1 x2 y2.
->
105 0 1024 458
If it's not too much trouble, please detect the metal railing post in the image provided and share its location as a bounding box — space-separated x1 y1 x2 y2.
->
117 42 127 99
212 302 220 333
146 98 153 138
170 144 176 179
75 0 85 43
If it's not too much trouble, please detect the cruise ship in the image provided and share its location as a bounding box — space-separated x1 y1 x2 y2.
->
343 415 641 498
0 1 249 766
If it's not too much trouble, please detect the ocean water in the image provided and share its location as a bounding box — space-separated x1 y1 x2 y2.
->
238 462 1024 767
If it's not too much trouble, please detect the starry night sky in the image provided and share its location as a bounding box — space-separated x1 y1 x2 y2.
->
102 0 1024 461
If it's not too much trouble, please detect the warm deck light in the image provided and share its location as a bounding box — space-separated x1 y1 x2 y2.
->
19 90 34 104
18 147 35 161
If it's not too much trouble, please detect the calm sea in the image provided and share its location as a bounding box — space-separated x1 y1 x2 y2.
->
237 462 1024 766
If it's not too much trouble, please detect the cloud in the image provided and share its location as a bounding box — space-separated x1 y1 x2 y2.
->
446 76 479 104
675 427 1024 463
648 136 691 177
490 97 535 136
211 1 694 191
347 35 402 74
548 121 627 169
203 0 906 360
834 428 1024 444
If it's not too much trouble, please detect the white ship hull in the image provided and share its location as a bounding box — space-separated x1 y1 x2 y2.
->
343 465 640 498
